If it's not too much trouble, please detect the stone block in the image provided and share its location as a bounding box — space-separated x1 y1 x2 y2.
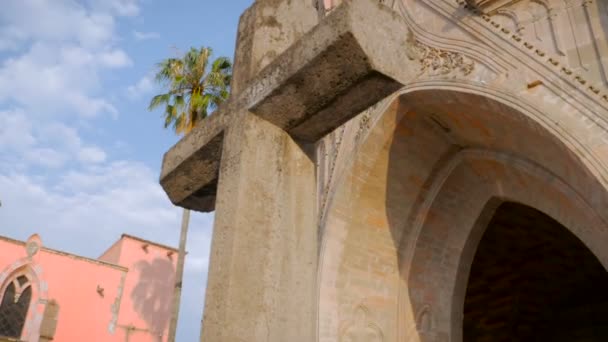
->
244 0 409 142
231 0 319 95
159 106 231 212
39 300 59 342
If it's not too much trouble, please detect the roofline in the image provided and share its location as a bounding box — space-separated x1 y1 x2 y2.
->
120 234 180 253
0 235 128 272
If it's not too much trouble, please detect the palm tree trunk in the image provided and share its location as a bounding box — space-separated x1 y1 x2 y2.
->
168 208 190 342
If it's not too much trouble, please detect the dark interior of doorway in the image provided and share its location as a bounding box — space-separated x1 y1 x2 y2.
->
463 202 608 341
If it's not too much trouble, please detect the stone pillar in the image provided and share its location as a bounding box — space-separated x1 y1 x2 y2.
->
200 111 317 341
199 1 319 340
231 0 319 94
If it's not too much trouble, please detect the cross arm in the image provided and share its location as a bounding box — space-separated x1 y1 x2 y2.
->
159 0 410 212
159 105 231 212
244 0 409 142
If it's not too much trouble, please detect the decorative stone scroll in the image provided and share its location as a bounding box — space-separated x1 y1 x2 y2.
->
405 29 475 76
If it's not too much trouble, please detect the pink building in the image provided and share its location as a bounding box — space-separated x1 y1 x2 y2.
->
0 234 178 342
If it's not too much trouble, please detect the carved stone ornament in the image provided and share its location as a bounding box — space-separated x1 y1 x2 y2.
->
26 241 39 258
417 305 433 332
355 111 373 143
406 29 475 76
25 234 42 258
340 305 384 342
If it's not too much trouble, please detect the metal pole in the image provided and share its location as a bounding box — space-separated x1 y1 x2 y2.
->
167 208 190 341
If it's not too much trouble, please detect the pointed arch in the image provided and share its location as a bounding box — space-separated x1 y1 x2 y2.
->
0 258 48 342
0 271 35 339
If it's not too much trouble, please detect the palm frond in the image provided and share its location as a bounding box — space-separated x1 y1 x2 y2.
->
173 112 186 134
211 57 232 73
163 104 176 128
148 93 172 111
154 58 183 83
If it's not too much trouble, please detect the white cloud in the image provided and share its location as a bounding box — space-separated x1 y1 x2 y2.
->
0 1 141 49
0 43 125 118
0 1 136 119
0 162 180 250
133 31 161 41
0 108 36 150
89 0 141 17
0 26 27 51
24 147 68 169
127 73 155 99
0 1 115 49
99 49 133 68
58 163 134 192
0 110 109 169
0 160 213 273
37 123 83 151
78 146 107 164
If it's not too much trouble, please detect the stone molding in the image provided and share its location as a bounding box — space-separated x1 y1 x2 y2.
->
405 29 475 76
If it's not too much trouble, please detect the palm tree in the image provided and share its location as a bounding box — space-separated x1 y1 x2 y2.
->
149 47 232 134
148 46 232 342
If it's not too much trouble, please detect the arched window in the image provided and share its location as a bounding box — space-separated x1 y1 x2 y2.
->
0 275 32 338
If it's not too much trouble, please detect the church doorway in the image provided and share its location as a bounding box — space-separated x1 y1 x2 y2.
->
463 202 608 341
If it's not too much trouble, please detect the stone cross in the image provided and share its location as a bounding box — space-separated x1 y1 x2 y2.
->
158 0 409 340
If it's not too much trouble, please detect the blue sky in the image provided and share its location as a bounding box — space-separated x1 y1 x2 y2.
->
0 0 253 340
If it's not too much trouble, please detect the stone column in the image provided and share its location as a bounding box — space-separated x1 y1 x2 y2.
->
199 1 319 341
231 0 319 94
39 300 59 342
200 111 317 341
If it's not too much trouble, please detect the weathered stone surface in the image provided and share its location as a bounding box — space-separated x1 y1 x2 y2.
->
465 0 516 13
160 0 319 213
245 0 409 142
159 106 230 212
200 112 317 341
231 0 320 95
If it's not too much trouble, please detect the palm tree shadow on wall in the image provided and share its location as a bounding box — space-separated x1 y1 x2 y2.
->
131 258 175 338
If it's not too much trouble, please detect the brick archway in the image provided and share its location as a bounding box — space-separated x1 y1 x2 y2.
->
398 149 608 342
317 86 608 341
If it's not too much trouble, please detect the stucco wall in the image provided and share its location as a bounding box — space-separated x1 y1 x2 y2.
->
0 237 126 342
113 236 177 342
99 240 123 265
0 235 177 342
